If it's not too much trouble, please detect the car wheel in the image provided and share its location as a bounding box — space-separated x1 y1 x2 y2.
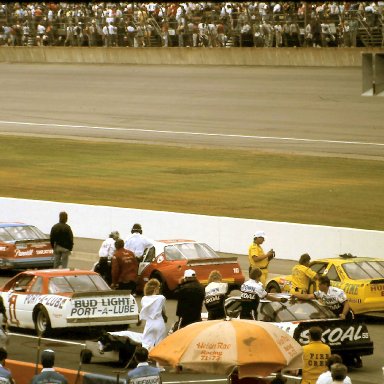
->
152 272 172 298
266 281 281 293
80 349 92 364
34 307 52 336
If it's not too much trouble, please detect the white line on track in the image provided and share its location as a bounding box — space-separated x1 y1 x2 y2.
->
0 120 383 147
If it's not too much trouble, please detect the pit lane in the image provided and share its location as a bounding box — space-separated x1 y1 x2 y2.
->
1 238 383 384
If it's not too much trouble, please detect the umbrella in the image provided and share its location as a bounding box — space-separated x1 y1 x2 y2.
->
149 319 303 378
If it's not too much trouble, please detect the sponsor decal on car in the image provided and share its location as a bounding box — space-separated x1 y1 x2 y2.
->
70 297 137 317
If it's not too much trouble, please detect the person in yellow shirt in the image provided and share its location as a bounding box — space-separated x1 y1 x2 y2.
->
248 231 275 285
290 253 319 294
302 326 331 384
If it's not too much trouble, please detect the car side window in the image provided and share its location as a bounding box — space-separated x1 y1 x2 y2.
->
29 276 43 293
13 275 34 292
325 265 340 282
165 245 183 261
258 303 276 322
310 262 328 275
143 246 156 263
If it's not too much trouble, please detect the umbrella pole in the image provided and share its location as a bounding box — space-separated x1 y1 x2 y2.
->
34 332 42 375
113 370 125 384
74 344 85 384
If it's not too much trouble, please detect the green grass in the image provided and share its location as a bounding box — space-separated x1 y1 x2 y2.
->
1 136 383 230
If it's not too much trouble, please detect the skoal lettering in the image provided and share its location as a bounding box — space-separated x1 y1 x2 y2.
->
299 325 365 345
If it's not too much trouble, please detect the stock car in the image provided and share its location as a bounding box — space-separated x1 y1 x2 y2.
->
266 255 384 315
0 222 54 270
0 269 139 336
136 239 245 295
224 295 374 367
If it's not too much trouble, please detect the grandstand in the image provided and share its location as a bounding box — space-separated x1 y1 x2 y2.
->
0 2 383 48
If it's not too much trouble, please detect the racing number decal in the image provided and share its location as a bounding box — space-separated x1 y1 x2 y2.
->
233 268 240 274
8 294 19 326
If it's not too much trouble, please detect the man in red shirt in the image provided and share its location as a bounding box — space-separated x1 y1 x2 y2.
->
111 239 138 293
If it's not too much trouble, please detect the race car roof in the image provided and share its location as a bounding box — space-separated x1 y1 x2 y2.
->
0 222 28 227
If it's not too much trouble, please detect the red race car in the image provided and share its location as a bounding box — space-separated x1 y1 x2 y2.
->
0 222 54 270
136 239 245 296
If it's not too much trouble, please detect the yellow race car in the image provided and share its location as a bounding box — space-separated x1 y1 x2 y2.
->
266 255 384 315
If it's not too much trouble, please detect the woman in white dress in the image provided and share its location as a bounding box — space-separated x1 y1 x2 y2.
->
140 279 167 350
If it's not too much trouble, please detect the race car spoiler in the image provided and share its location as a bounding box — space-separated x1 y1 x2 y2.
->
186 256 239 266
71 290 134 298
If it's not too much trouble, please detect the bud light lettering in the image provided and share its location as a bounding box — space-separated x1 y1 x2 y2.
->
70 297 137 317
298 325 365 345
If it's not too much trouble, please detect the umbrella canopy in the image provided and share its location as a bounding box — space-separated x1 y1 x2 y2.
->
149 319 303 378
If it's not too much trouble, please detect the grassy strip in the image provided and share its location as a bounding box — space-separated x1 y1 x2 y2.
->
1 136 383 230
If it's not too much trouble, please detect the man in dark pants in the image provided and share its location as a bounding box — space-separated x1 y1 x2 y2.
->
50 211 74 269
174 269 205 328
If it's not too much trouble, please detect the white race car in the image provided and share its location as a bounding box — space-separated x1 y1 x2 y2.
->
0 269 139 335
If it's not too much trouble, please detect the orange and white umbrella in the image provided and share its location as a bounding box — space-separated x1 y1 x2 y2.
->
149 319 303 378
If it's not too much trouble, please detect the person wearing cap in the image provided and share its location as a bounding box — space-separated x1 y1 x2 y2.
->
124 223 154 262
248 231 275 285
97 230 120 285
290 253 319 294
30 349 67 384
174 269 205 328
0 348 14 384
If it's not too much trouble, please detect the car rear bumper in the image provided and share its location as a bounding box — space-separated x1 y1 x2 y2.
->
0 257 54 270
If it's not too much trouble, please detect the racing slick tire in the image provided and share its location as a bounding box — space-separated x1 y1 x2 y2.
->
151 272 171 298
34 306 52 336
266 281 281 293
80 349 93 364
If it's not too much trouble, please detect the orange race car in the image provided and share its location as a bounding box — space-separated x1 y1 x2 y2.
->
0 222 54 270
136 239 245 296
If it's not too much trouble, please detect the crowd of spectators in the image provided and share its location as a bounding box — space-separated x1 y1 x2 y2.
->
0 2 383 48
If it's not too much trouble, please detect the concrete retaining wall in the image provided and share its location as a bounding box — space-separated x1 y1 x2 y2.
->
1 197 383 261
0 47 383 66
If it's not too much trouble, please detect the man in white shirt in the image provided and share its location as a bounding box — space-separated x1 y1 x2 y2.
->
97 230 120 284
124 223 153 262
316 354 352 384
